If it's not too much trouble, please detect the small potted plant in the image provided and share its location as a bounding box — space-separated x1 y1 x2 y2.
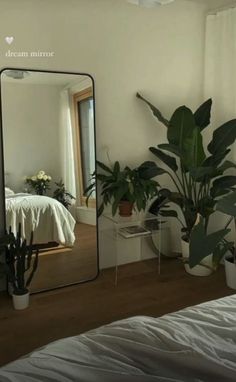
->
53 180 75 209
2 224 39 310
25 170 51 195
85 160 160 217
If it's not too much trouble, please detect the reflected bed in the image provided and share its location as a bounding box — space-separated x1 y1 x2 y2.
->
5 193 75 247
0 295 235 381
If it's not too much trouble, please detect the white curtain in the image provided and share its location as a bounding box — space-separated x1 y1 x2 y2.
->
59 89 76 201
204 8 236 161
204 8 236 236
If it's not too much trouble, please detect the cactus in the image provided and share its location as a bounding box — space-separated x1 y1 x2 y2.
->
4 224 39 295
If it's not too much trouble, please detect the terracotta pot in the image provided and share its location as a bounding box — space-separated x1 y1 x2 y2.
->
118 201 133 217
181 239 213 276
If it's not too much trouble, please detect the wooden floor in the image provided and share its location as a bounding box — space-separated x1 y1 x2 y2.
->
30 223 98 292
0 256 234 366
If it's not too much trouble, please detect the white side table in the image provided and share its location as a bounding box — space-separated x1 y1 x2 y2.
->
102 212 162 285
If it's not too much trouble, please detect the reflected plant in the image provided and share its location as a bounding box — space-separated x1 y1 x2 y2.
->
0 224 39 295
53 180 75 209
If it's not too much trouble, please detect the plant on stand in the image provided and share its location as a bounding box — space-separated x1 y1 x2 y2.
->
84 160 160 217
25 170 51 195
0 224 39 310
137 92 236 275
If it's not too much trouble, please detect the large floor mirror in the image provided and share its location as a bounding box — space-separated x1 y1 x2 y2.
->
0 68 98 293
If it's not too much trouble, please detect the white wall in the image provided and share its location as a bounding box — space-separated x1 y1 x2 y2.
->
0 0 207 264
2 82 62 192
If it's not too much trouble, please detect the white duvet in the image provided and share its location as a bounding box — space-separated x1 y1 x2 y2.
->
5 193 75 246
0 294 235 381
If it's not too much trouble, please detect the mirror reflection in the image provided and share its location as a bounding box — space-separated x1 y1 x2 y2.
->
1 69 98 292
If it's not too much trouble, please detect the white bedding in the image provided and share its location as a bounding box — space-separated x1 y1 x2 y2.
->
0 294 235 381
5 193 76 246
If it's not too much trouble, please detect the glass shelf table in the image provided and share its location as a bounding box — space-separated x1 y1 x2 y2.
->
102 211 162 285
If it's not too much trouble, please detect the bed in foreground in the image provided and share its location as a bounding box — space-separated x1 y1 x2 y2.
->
0 294 235 381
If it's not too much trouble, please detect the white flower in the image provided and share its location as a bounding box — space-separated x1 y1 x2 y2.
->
47 175 51 180
43 175 48 181
31 176 37 181
38 170 45 176
37 174 43 180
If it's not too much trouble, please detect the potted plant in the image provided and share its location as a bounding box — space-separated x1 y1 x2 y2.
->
85 160 160 217
25 170 51 195
0 224 39 310
53 180 75 209
137 92 236 275
189 191 236 288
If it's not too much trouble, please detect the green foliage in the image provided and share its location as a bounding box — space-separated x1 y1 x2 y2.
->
0 224 39 295
137 93 236 268
189 218 230 268
53 180 75 209
84 160 160 217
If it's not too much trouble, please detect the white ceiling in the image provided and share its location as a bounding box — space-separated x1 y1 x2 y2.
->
188 0 236 11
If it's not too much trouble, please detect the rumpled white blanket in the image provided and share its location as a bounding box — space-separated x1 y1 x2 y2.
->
0 294 235 381
5 193 75 246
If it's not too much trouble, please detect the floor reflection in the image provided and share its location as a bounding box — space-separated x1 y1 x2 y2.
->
30 223 98 292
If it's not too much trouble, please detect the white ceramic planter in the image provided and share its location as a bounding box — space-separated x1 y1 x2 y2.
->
12 291 29 310
181 239 213 276
225 255 236 290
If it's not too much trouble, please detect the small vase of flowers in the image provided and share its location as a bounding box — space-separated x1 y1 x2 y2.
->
25 170 51 195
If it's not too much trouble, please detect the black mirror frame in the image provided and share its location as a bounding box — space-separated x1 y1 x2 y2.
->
0 67 99 294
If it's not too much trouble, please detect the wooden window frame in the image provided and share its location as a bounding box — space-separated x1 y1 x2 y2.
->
73 87 96 208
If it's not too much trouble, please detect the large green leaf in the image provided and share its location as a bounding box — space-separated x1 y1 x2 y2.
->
136 93 169 127
194 98 212 131
189 166 215 182
113 161 120 176
202 149 230 168
216 191 236 217
98 203 104 217
137 161 164 179
158 143 181 157
218 160 236 173
208 119 236 154
189 218 230 268
96 160 113 174
210 187 232 199
199 160 236 183
168 106 196 150
159 189 184 208
197 196 215 219
149 147 178 172
212 176 236 190
183 127 206 170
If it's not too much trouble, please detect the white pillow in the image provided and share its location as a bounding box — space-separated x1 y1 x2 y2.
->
5 187 15 196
